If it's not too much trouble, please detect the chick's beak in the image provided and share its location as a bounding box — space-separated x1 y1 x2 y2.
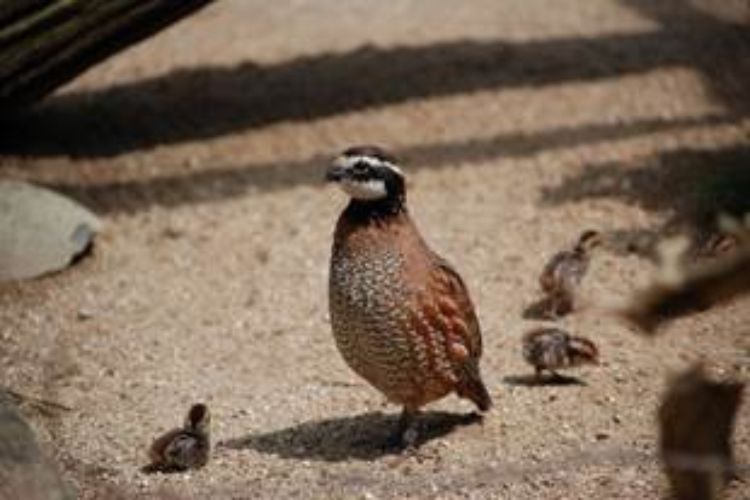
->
325 164 347 182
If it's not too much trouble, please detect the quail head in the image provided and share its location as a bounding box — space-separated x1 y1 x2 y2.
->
538 230 602 318
521 327 599 379
326 145 492 448
143 403 210 473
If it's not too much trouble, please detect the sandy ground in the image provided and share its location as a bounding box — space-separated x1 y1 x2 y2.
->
1 0 750 498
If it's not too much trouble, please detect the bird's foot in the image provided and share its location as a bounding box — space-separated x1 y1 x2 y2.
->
402 426 419 450
383 425 419 452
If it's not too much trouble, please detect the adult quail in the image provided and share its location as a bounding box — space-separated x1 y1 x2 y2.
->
521 327 599 379
143 403 210 473
326 145 491 448
538 230 602 317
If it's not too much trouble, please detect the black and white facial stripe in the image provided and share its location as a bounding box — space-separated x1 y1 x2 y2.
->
326 146 405 202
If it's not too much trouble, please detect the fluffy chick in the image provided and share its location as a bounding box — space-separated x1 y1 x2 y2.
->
144 403 210 473
539 230 602 317
522 327 599 379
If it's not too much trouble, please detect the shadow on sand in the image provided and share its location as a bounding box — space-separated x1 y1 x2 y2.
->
219 410 482 462
540 145 750 240
2 0 748 157
503 374 586 387
37 112 740 215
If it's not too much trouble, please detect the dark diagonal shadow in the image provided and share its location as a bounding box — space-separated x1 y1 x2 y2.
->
47 113 741 214
503 374 585 387
540 144 750 238
619 0 750 112
219 410 481 462
2 16 748 157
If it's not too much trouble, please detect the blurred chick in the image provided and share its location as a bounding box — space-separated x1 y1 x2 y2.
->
659 365 744 500
699 233 739 258
621 234 750 333
539 230 602 317
522 327 599 379
143 403 210 473
695 213 750 260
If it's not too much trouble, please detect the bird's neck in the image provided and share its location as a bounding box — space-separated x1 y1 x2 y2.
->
343 195 406 223
186 428 209 440
572 245 588 257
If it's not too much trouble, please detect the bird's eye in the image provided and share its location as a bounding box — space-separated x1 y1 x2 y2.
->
352 162 371 176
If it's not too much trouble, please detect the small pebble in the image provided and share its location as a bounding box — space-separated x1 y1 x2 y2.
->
77 308 94 320
162 227 184 239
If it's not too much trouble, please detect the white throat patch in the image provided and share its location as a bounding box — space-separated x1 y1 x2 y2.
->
340 178 388 200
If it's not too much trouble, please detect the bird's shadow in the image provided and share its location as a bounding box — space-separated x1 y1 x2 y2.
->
503 374 586 387
140 463 185 475
218 410 482 462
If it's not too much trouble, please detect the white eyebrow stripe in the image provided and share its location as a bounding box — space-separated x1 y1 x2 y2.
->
338 155 404 177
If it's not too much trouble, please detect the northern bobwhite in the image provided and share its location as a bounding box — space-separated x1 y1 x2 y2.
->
521 327 599 379
538 230 602 317
326 145 492 448
144 403 210 473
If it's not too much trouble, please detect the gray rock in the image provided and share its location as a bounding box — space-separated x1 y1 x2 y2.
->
0 181 101 281
0 389 74 500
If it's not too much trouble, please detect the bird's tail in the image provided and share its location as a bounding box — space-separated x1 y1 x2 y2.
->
457 361 492 412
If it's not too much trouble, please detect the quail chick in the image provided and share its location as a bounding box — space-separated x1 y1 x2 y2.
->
326 145 492 448
522 327 599 379
539 230 602 317
144 403 210 473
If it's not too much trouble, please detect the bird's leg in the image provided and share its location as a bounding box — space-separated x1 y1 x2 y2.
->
400 406 420 449
549 369 565 383
555 292 574 317
534 366 544 382
386 406 420 450
540 295 559 320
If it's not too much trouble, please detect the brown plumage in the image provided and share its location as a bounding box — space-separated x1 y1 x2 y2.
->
538 230 602 317
521 327 599 378
326 145 491 447
143 403 210 473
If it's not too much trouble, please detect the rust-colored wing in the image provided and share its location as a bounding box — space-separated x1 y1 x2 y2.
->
429 256 492 410
405 253 491 411
427 254 482 358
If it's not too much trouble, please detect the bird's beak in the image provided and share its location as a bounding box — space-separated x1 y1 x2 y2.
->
325 162 347 182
